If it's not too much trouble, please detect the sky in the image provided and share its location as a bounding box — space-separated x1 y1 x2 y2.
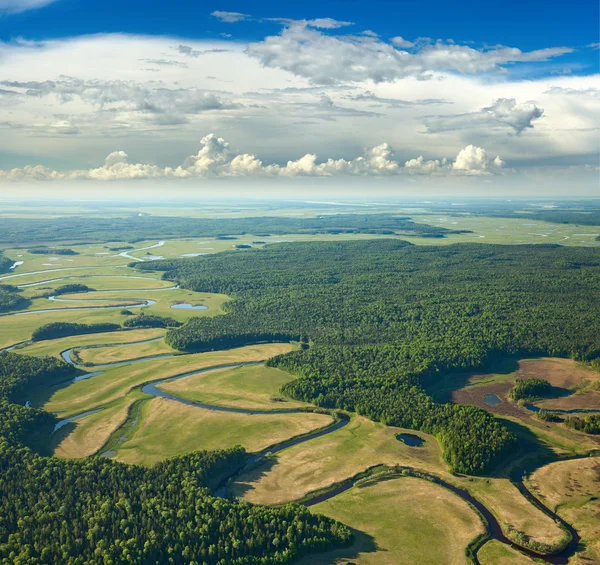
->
0 0 598 198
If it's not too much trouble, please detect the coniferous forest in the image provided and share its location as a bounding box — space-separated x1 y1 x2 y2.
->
0 352 352 565
136 240 600 474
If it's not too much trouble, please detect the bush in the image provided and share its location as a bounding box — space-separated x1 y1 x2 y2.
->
536 409 563 422
564 414 600 434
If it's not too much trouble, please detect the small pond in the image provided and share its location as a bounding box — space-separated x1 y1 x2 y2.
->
484 393 502 406
171 303 208 310
396 433 425 447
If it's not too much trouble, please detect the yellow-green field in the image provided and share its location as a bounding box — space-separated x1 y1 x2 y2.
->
477 540 537 565
158 364 309 410
298 477 485 565
46 343 296 417
526 457 600 564
112 397 333 466
77 335 174 365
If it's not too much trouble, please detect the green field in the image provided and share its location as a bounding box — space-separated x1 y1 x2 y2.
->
3 214 599 565
298 477 485 565
112 396 333 466
158 364 309 410
477 540 537 565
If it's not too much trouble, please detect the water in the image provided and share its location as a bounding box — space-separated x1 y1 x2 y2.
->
53 408 103 433
396 433 425 447
484 393 502 406
171 303 208 310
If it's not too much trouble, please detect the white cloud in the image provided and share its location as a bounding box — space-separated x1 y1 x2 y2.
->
391 36 415 48
246 24 573 84
0 33 596 183
211 10 249 23
0 0 57 13
0 78 241 125
453 145 504 174
424 98 544 135
404 145 503 175
0 134 504 181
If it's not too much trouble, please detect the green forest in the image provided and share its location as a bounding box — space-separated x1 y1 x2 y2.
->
0 352 352 564
135 240 600 474
0 214 457 245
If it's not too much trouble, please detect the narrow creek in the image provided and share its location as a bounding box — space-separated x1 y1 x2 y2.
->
42 321 591 565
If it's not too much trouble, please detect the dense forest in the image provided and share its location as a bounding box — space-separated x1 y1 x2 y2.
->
509 378 553 401
0 351 352 564
0 255 13 274
0 214 458 245
0 285 29 313
31 322 121 342
123 314 181 328
27 247 78 255
136 240 600 474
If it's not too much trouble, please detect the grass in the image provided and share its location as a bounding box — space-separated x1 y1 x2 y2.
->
410 214 600 247
526 457 600 564
230 414 445 504
45 343 296 417
13 328 166 359
457 477 566 548
477 540 537 564
77 335 174 365
158 364 309 410
296 477 484 565
53 390 146 459
230 412 568 551
112 396 333 466
57 287 229 321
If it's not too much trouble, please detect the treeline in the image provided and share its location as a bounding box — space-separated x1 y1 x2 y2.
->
138 240 600 473
509 378 553 401
564 414 600 434
0 256 13 274
31 322 120 342
27 247 78 255
0 351 352 564
0 285 29 313
123 313 181 329
0 214 455 245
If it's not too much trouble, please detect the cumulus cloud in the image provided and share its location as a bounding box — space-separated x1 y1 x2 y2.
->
0 134 504 181
391 36 415 48
424 98 544 135
211 10 249 23
405 145 503 175
246 24 572 84
0 0 57 13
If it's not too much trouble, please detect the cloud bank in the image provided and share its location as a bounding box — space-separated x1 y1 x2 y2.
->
0 134 503 181
246 23 572 84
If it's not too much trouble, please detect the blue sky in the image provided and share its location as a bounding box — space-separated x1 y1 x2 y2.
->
1 0 598 75
0 0 598 195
